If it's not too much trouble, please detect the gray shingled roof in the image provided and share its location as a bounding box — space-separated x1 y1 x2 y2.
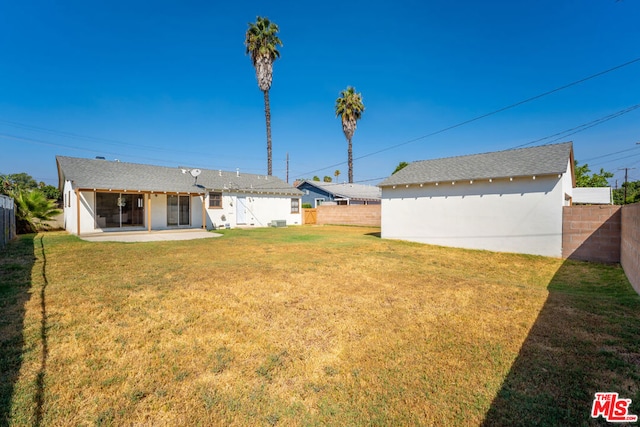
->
298 180 381 200
378 142 574 187
56 156 303 196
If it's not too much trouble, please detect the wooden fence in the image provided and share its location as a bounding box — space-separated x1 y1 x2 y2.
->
303 205 381 227
0 195 16 249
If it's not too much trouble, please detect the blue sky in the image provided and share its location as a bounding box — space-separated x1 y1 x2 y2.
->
1 0 639 187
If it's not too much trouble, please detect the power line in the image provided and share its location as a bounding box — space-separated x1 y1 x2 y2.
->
297 56 640 176
511 103 640 149
4 57 640 181
0 118 244 159
581 145 640 163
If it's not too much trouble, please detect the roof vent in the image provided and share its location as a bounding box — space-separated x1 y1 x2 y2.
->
236 168 240 177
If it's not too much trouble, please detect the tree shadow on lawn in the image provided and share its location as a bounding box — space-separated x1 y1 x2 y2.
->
482 259 640 426
0 234 47 427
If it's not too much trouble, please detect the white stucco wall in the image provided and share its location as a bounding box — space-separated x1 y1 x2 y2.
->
205 193 301 228
150 194 167 230
381 175 566 257
62 181 76 234
562 159 573 205
62 187 101 235
62 182 301 234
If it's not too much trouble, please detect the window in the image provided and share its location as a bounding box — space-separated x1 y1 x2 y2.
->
314 198 325 208
209 192 222 209
291 198 300 214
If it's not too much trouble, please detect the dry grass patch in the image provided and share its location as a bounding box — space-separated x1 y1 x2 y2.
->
1 226 639 426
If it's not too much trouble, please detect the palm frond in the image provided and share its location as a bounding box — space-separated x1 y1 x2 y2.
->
245 16 283 65
335 86 365 122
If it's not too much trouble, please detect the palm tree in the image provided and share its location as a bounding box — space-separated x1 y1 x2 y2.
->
245 16 283 176
335 86 365 183
334 170 341 182
13 189 61 233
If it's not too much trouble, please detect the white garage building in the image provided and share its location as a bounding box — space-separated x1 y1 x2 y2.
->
378 142 575 257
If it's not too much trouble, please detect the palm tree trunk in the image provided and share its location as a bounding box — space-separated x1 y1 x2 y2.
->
348 137 353 183
263 90 272 176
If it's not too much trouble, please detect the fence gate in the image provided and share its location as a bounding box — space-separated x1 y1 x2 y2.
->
303 208 317 225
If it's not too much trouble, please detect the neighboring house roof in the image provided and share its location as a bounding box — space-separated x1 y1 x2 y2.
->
56 156 303 196
297 180 381 201
379 142 574 187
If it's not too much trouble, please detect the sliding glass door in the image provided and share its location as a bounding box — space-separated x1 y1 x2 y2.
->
167 195 190 226
95 193 145 228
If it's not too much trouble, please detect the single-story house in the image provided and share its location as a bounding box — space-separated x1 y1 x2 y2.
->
378 142 575 257
57 156 303 235
295 180 381 207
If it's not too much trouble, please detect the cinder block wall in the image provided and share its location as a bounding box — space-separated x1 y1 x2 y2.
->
621 203 640 295
562 205 621 263
316 205 381 227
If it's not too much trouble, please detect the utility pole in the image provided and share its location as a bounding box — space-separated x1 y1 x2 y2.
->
618 167 636 204
286 152 289 184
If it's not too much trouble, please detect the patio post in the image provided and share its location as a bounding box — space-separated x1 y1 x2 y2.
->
147 193 152 232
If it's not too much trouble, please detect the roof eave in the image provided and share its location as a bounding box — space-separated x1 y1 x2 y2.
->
380 172 568 187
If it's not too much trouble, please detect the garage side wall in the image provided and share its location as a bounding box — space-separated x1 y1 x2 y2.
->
381 176 564 257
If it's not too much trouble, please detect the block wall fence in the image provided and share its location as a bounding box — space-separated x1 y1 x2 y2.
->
563 203 639 295
562 205 621 264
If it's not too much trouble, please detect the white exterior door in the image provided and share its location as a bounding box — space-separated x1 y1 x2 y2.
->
236 197 247 224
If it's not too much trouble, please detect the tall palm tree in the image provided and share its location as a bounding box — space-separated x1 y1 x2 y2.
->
245 16 282 176
335 86 365 183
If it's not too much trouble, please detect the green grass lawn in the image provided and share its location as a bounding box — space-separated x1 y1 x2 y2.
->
1 226 639 426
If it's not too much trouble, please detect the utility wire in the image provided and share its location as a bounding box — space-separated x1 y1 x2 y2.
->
4 57 640 181
0 118 259 161
0 133 266 174
511 103 640 149
581 146 640 163
297 56 640 176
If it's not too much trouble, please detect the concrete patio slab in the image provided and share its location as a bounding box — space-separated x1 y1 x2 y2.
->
79 229 222 242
